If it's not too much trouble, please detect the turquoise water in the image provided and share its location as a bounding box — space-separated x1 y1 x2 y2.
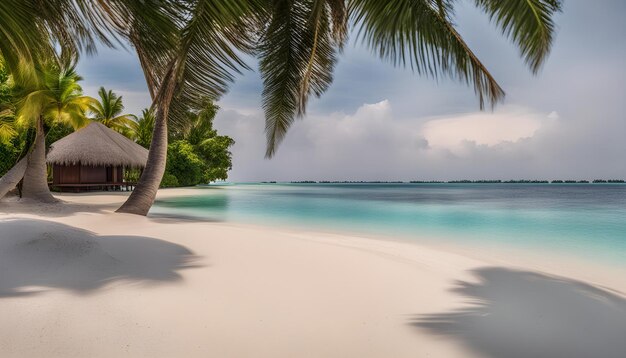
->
151 183 626 263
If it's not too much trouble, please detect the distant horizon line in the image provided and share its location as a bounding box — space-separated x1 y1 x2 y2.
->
209 179 626 184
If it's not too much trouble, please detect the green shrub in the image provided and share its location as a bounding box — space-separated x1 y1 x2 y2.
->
197 136 234 182
164 140 205 187
160 172 180 188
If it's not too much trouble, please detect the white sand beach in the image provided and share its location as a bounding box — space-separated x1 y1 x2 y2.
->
1 190 625 358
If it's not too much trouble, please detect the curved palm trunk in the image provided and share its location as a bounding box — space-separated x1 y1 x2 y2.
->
21 117 56 202
116 95 171 215
0 156 28 200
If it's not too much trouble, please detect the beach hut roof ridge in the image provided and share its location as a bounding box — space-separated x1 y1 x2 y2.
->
46 122 148 168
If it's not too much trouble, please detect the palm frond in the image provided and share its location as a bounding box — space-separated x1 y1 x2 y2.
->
168 0 262 126
0 1 44 72
0 110 17 143
132 108 156 148
350 0 504 109
326 0 349 49
15 55 91 130
474 0 562 73
110 0 182 100
259 0 339 157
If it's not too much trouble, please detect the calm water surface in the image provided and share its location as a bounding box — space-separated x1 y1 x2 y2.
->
151 183 626 264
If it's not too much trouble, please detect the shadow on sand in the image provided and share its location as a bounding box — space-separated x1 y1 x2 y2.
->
0 218 200 298
0 197 117 217
411 267 626 358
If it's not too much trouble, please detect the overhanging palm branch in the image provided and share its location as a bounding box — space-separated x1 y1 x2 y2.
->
0 1 46 72
259 0 562 157
474 0 562 73
165 0 262 127
0 0 113 74
350 0 504 108
258 0 344 157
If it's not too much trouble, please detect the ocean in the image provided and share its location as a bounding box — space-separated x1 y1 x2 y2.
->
151 183 626 264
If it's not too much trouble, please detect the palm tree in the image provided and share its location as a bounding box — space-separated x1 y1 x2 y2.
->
133 108 156 149
89 87 137 137
0 0 564 213
14 56 94 201
0 0 179 201
116 0 257 215
117 0 562 215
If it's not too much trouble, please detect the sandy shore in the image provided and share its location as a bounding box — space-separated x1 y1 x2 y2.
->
1 190 625 358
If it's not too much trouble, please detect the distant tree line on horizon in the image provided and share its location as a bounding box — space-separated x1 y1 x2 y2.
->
280 179 626 184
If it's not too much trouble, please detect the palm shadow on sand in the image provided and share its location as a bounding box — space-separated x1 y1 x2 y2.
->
0 219 201 298
411 267 626 358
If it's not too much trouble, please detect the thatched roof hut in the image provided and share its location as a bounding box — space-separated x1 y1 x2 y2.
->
47 121 148 168
47 122 148 191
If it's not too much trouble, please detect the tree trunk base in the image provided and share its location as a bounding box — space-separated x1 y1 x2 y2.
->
0 157 28 200
116 202 150 216
20 117 57 203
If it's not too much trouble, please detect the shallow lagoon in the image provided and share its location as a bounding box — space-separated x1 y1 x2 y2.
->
152 183 626 264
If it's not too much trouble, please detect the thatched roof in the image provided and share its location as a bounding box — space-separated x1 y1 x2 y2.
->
47 122 149 168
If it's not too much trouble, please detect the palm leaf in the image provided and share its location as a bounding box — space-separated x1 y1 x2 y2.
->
258 0 340 157
350 0 504 109
88 86 136 134
326 0 349 49
474 0 562 73
0 1 44 72
15 55 91 130
0 110 17 143
167 0 261 125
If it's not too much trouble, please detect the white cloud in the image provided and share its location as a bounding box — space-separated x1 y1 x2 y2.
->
420 107 552 155
215 100 626 182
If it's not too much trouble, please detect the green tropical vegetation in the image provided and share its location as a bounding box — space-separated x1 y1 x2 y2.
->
0 57 234 193
0 62 20 177
135 100 235 188
0 0 563 215
133 109 156 149
89 87 137 138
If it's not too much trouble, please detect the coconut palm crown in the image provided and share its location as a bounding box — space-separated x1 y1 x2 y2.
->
16 57 93 130
89 87 138 137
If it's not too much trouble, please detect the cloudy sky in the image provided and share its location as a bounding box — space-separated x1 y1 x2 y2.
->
77 0 625 182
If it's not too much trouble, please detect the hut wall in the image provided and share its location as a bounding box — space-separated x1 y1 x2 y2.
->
80 165 107 184
105 166 124 183
52 164 124 185
106 166 113 182
117 166 124 183
54 164 81 184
